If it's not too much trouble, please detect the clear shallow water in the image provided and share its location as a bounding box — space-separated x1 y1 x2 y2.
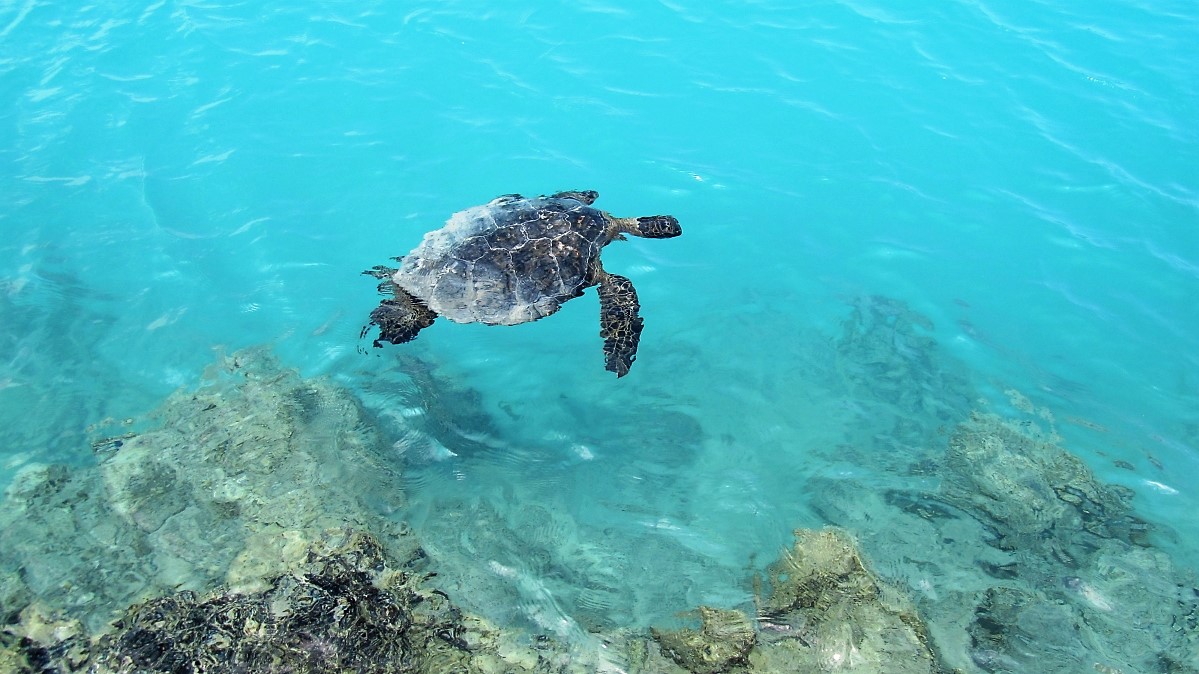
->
2 0 1197 670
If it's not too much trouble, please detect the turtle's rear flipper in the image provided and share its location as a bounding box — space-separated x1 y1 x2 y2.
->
597 272 644 377
363 286 437 347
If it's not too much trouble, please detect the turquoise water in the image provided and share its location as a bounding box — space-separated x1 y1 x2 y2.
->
2 0 1197 671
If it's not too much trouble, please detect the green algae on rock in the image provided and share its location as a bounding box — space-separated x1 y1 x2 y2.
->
645 528 940 674
751 528 938 674
651 607 756 674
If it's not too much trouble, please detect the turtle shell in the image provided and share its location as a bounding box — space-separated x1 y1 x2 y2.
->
392 194 611 326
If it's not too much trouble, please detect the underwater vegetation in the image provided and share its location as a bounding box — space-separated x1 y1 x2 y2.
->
13 531 519 673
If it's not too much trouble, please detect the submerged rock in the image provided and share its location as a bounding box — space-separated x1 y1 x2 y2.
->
4 337 1193 674
645 528 940 674
751 528 937 674
0 347 423 671
808 410 1199 674
11 530 588 674
0 349 635 673
941 413 1199 673
806 300 1197 673
0 347 415 636
943 411 1149 557
967 586 1082 674
651 606 755 674
0 347 712 674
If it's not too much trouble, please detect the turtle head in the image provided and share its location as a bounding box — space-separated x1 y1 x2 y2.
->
631 215 681 239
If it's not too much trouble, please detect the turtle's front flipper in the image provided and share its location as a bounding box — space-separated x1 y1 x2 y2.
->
362 284 438 348
596 271 644 377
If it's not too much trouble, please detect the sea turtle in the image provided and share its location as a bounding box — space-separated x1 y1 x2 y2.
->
362 190 681 377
